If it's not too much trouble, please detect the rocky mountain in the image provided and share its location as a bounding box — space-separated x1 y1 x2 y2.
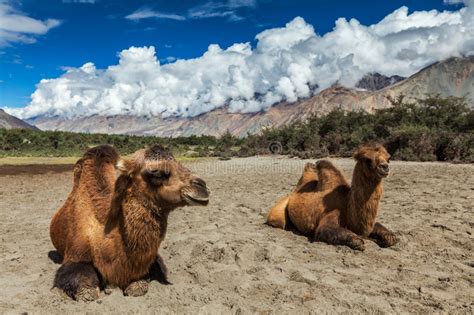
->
356 73 405 91
359 56 474 110
27 56 473 137
0 109 38 130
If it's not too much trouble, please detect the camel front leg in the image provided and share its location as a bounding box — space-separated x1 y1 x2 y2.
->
369 222 398 248
53 262 100 301
124 253 170 296
314 211 365 251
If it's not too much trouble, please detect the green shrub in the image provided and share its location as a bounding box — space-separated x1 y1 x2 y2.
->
0 129 218 158
389 125 436 161
1 95 472 162
240 95 473 162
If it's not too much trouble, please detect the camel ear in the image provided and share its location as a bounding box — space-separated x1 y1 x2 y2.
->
353 150 366 162
353 150 372 163
116 159 135 175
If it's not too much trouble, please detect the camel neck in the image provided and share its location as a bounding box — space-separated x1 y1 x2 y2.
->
118 183 169 253
344 162 383 236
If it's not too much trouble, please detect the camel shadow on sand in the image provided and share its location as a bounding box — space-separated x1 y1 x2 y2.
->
48 250 63 264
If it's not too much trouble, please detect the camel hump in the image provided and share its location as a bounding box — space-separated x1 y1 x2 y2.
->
315 159 337 171
315 159 349 191
72 158 85 187
82 145 119 165
80 145 120 200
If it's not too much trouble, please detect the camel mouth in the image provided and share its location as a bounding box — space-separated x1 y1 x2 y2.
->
377 169 390 178
183 193 209 206
182 178 210 206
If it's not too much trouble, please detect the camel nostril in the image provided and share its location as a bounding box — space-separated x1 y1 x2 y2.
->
191 178 210 196
191 178 207 189
184 178 210 205
379 164 389 171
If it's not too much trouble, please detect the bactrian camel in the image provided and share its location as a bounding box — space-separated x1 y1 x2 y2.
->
267 144 397 251
50 145 210 301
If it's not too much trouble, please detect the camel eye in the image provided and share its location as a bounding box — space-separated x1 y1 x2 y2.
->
157 170 170 179
145 169 170 180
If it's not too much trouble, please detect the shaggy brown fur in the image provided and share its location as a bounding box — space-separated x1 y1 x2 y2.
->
50 145 209 301
266 144 397 251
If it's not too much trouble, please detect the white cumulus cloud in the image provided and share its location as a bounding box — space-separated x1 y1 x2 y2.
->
7 5 474 119
0 3 61 46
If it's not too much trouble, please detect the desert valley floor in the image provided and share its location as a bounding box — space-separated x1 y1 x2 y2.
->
0 157 473 314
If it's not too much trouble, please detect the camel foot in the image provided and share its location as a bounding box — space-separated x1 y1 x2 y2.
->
373 232 398 248
347 237 365 251
124 280 148 297
75 286 100 302
314 232 366 251
314 217 367 251
370 223 398 248
53 262 100 301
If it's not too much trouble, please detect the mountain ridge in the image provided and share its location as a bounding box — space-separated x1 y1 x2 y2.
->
0 109 38 130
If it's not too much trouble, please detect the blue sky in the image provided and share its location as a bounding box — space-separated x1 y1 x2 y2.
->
0 0 467 110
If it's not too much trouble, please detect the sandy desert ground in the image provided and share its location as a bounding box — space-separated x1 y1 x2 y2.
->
0 157 473 314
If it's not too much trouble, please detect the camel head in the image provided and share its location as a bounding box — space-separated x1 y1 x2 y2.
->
117 145 209 209
353 144 391 180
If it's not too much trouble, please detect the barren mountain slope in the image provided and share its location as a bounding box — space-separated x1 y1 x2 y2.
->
0 109 38 130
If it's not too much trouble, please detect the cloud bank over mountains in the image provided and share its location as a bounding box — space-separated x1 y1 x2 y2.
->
9 4 474 119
